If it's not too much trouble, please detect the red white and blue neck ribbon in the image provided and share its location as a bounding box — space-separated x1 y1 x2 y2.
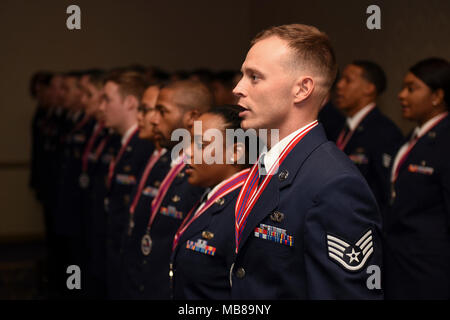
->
235 121 318 253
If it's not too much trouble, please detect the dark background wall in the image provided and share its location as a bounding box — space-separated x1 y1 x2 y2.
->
1 0 449 239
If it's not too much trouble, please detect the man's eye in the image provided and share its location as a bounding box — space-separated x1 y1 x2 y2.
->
251 74 259 81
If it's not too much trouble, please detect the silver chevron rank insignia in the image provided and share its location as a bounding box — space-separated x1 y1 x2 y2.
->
326 229 374 272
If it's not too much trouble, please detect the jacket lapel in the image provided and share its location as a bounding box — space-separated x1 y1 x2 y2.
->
398 116 448 177
181 192 236 243
238 124 329 252
344 107 378 152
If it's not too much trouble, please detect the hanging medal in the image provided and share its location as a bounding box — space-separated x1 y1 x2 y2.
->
127 148 166 236
141 155 186 256
141 234 152 256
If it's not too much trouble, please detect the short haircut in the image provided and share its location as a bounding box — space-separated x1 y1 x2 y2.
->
214 70 240 89
64 70 84 79
161 79 214 114
104 70 150 101
352 60 387 95
410 57 450 108
190 68 214 85
30 71 53 97
251 24 338 93
84 69 106 90
148 66 171 84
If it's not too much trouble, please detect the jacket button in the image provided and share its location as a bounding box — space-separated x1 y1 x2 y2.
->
235 267 246 279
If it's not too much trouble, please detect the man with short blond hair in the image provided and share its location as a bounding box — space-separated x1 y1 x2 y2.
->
232 24 383 299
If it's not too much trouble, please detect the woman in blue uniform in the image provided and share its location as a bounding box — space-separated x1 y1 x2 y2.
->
170 105 255 299
384 58 450 299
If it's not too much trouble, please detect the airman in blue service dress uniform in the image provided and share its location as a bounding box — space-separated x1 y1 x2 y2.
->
120 80 212 299
34 74 73 297
104 126 154 298
51 72 93 297
170 105 253 300
384 58 450 299
133 159 204 299
171 172 247 300
231 24 383 299
120 148 171 298
120 85 172 298
53 112 96 296
334 61 404 209
84 127 121 298
98 70 155 299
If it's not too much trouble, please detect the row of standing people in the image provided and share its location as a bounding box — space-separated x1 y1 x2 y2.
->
30 24 450 299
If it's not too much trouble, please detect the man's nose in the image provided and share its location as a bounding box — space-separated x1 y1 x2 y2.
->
232 79 246 98
398 88 406 101
99 100 105 111
137 111 143 122
151 111 161 125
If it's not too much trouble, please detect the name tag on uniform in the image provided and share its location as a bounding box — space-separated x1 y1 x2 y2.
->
408 164 434 175
254 223 294 247
160 205 183 219
186 239 216 256
349 153 369 165
73 134 86 143
115 174 136 185
382 153 392 168
142 186 159 197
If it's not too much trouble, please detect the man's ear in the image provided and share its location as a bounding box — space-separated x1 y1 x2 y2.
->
224 141 245 165
124 95 139 111
183 109 201 131
363 82 377 98
293 76 315 104
431 88 445 107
